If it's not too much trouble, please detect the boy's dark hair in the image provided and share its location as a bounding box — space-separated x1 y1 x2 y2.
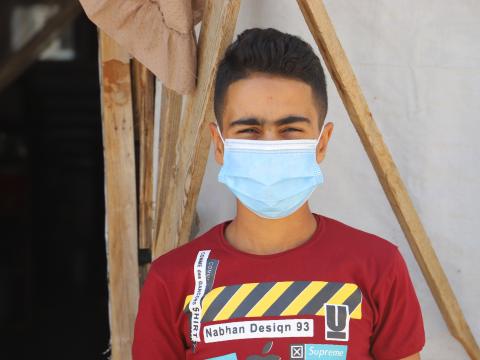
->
214 27 328 131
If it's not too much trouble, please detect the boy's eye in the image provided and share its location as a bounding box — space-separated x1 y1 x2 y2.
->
237 127 302 134
238 128 258 134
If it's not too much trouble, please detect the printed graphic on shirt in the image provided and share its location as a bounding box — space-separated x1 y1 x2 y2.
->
289 344 348 360
205 258 219 293
206 341 283 360
246 341 280 360
203 318 314 343
207 353 238 360
183 281 362 323
324 304 350 342
189 250 211 343
187 256 219 344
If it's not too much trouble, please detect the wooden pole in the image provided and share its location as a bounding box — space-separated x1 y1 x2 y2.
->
99 31 139 360
297 1 479 358
153 0 241 258
151 85 202 260
0 0 81 93
153 84 182 248
131 59 155 285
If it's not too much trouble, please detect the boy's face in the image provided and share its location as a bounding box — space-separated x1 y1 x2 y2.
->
209 72 334 165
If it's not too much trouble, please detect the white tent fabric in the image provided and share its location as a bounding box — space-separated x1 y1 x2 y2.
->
193 0 480 358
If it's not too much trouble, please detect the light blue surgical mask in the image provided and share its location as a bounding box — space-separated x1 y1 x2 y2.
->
216 123 326 219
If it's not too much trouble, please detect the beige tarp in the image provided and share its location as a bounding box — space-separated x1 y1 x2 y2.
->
79 0 204 94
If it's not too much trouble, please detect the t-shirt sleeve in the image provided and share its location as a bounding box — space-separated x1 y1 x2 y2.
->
132 266 186 359
370 247 425 359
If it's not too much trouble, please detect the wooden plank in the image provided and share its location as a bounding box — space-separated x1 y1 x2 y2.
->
99 31 139 360
131 59 155 285
0 0 81 93
153 0 241 258
297 1 480 358
151 84 201 259
153 84 182 246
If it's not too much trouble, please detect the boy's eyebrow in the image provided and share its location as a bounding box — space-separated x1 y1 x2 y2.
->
229 115 311 127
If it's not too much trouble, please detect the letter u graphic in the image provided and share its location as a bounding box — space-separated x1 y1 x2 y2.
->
325 304 350 341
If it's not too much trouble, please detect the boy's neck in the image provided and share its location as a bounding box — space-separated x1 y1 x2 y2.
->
224 201 318 255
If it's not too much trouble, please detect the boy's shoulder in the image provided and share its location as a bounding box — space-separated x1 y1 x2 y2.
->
325 214 397 244
320 214 401 262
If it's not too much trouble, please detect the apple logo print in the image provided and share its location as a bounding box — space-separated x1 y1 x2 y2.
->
246 341 281 359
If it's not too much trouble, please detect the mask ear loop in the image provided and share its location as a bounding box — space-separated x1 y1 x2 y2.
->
315 123 327 145
215 122 225 144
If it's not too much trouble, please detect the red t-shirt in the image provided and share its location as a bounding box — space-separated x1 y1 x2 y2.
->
132 213 425 359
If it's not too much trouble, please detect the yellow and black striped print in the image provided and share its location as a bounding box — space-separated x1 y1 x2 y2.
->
183 281 362 323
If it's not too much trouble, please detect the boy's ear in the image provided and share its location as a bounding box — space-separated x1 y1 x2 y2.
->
209 122 224 165
316 122 334 163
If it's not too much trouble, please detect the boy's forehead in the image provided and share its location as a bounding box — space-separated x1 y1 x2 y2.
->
222 74 319 128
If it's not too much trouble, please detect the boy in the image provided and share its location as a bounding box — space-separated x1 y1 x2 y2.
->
132 27 425 359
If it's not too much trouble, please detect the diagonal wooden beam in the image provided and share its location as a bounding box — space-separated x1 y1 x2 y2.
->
99 31 139 360
153 0 241 258
297 1 480 358
0 0 81 93
151 84 201 264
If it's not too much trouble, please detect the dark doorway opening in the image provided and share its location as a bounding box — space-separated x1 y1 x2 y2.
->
0 11 110 360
